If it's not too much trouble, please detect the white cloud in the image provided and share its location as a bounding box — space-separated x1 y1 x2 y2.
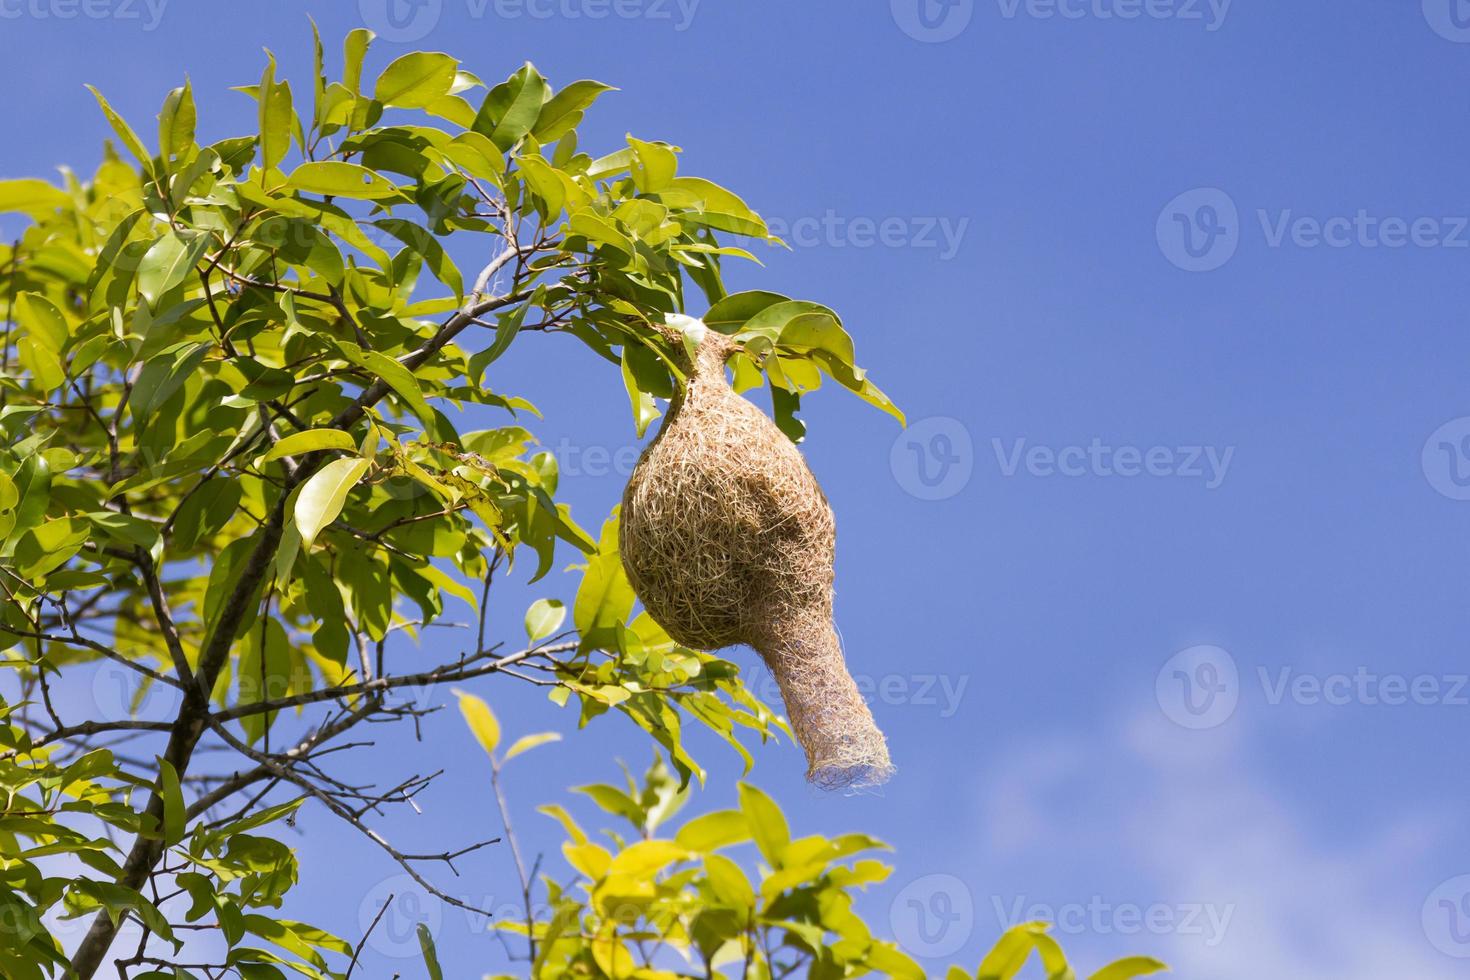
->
980 710 1462 979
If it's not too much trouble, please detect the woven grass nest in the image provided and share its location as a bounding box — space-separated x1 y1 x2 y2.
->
620 316 893 789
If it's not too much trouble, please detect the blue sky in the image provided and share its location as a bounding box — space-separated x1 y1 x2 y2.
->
8 0 1470 976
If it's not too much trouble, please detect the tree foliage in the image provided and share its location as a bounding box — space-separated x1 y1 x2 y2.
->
0 28 1164 979
459 700 1167 980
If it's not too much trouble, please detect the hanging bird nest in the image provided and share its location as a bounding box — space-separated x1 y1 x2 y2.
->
620 317 893 789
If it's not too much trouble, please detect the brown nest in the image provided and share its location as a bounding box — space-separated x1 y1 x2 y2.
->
620 322 892 789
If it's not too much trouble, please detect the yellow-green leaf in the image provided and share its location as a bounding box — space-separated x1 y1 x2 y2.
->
294 457 370 548
285 161 404 200
86 85 153 172
262 429 358 463
374 51 458 109
524 598 566 642
454 689 500 756
737 783 789 868
1087 958 1169 980
158 757 186 847
675 810 750 852
504 732 561 762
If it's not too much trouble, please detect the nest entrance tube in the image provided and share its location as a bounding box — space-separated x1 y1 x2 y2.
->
619 319 893 789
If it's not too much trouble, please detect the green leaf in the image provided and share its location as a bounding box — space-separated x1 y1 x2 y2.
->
606 839 688 880
704 290 789 334
504 731 561 761
978 923 1051 980
9 452 51 544
628 136 677 193
455 689 500 756
157 758 186 847
703 853 756 909
524 598 566 642
468 297 531 381
130 341 214 426
1087 958 1169 980
572 509 634 652
443 131 505 179
13 292 69 353
0 178 71 216
769 382 805 443
334 342 435 426
568 212 635 261
262 429 358 462
621 346 660 438
587 147 633 179
532 79 615 141
1032 932 1076 980
737 783 789 868
577 783 644 825
293 457 370 548
17 338 64 393
14 517 88 579
284 161 403 200
85 85 153 173
158 80 197 162
417 924 444 980
69 880 176 945
258 53 294 172
475 63 547 152
87 512 162 553
137 232 210 306
660 176 769 237
675 810 750 852
375 218 463 299
517 155 568 219
374 51 458 109
343 29 373 95
537 804 588 845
